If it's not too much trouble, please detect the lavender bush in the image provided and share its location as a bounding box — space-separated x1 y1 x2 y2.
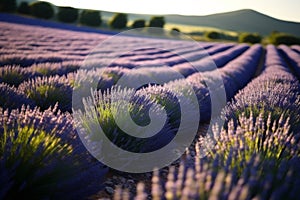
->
0 65 37 86
74 86 177 153
0 106 108 199
0 83 35 110
18 75 72 112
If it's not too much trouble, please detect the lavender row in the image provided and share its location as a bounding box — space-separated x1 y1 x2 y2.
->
92 43 234 70
172 44 249 77
164 44 262 122
278 45 300 78
264 44 289 68
0 61 81 86
0 74 73 112
0 53 83 67
291 45 300 54
1 22 226 69
223 44 300 132
90 44 250 92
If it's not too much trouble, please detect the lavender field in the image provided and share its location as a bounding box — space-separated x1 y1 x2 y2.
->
1 16 300 200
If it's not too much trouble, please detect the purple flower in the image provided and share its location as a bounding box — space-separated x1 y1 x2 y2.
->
0 83 35 110
18 75 72 112
0 65 37 86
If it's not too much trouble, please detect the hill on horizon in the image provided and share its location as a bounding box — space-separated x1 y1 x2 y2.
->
162 9 300 36
99 9 300 36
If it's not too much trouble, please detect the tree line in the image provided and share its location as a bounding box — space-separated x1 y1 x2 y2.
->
0 0 166 29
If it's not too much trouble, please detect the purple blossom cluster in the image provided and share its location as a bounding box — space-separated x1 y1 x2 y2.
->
0 83 35 110
18 75 73 112
0 65 37 86
74 86 177 153
0 106 108 199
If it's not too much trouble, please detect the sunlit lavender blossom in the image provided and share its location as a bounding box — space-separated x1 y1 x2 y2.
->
74 86 174 153
0 65 37 86
18 75 72 112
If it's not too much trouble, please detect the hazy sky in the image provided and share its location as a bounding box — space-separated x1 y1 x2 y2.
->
45 0 300 22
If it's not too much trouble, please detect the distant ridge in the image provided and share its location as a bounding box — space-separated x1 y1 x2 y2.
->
164 9 300 36
102 9 300 36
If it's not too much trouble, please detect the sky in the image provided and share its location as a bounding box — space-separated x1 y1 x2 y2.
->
44 0 300 22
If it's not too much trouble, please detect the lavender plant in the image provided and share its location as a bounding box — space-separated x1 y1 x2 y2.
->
74 86 168 153
0 106 108 199
208 112 300 174
265 45 289 68
18 75 72 112
136 85 181 128
73 82 195 154
0 65 37 86
0 83 35 110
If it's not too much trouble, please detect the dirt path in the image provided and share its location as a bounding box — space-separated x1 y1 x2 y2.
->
254 46 266 77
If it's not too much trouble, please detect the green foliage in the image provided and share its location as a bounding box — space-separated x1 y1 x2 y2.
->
239 32 262 44
17 1 30 15
57 6 78 23
76 88 148 153
29 1 54 19
205 31 221 39
109 13 128 29
0 125 74 199
269 32 300 45
149 16 165 28
0 0 16 12
79 9 102 26
28 84 68 111
131 19 146 29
